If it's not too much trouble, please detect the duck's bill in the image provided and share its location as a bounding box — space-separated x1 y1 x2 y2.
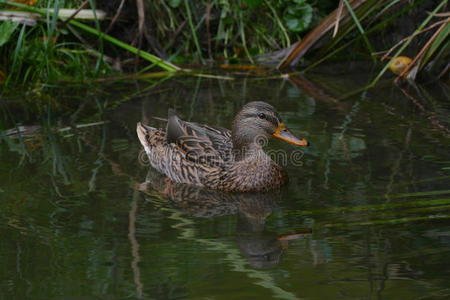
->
273 123 309 146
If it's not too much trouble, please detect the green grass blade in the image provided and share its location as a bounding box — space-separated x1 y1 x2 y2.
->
88 0 104 75
47 0 59 38
0 20 19 46
371 0 402 21
168 13 207 62
214 0 226 53
310 0 390 65
370 0 448 86
184 0 204 63
343 0 375 59
5 22 26 86
305 0 426 73
239 11 254 64
264 0 290 48
68 20 181 72
421 21 450 68
3 1 181 72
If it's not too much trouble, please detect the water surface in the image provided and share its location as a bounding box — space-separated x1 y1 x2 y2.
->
1 67 449 299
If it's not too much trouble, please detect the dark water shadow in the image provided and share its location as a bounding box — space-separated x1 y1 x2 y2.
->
135 168 311 270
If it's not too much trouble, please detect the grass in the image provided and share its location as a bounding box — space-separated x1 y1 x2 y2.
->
0 0 181 88
343 0 375 60
0 0 447 88
370 0 448 86
280 0 448 84
183 0 204 64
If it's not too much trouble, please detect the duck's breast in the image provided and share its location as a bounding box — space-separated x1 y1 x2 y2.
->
204 159 288 192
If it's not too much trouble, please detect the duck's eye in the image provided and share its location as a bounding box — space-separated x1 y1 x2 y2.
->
258 113 266 119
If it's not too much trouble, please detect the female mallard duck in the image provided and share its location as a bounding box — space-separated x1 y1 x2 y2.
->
137 101 308 192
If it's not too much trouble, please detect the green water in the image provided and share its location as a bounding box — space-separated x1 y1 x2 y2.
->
1 69 449 299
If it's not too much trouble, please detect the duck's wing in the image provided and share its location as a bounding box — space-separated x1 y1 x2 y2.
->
196 124 233 161
166 109 232 166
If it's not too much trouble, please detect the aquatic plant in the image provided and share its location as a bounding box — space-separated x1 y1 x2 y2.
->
0 0 447 88
0 0 180 87
279 0 449 82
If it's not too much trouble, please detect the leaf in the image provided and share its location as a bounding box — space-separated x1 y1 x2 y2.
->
168 0 182 8
285 16 301 32
0 20 19 47
284 5 313 32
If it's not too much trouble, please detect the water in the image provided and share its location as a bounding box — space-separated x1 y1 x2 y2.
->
1 67 449 299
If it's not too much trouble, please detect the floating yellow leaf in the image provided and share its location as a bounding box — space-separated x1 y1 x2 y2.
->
389 56 412 75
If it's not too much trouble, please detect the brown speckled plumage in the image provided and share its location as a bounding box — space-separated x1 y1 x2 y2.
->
136 101 308 192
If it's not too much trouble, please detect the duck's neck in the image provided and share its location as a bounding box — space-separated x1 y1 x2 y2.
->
232 120 271 162
233 141 266 161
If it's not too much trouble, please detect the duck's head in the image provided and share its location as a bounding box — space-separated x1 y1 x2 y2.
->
232 101 308 153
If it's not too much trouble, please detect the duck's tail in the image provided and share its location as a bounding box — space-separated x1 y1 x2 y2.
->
136 122 155 149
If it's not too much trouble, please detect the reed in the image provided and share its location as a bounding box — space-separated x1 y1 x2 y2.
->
0 0 180 88
0 0 446 87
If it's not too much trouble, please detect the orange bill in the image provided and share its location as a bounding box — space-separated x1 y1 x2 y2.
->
273 123 309 146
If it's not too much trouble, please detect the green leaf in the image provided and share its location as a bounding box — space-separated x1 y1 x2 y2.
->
0 20 19 47
168 0 182 8
285 16 301 32
284 5 313 32
287 6 299 15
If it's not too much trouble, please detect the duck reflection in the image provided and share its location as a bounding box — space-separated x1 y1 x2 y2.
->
136 169 311 269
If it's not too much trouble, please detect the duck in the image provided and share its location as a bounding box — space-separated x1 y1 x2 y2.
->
136 101 308 192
